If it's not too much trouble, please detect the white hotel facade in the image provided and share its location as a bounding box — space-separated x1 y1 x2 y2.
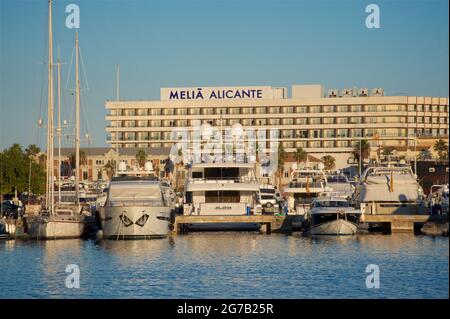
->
105 84 449 167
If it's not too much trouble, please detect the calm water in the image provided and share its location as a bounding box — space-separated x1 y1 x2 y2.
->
0 233 448 299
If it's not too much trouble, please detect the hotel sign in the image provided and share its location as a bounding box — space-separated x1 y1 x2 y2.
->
161 86 285 101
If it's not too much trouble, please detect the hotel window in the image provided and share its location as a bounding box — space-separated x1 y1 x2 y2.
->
137 120 148 127
439 105 446 112
323 129 335 138
350 117 362 124
440 129 446 136
439 117 446 124
337 129 348 137
336 105 349 113
282 130 294 138
150 132 160 140
351 129 362 137
163 120 175 127
256 119 267 125
424 117 430 124
216 108 227 115
189 108 200 115
242 119 252 126
309 118 321 125
366 105 378 112
137 109 148 116
229 108 240 115
254 107 266 114
323 118 334 125
408 117 415 123
407 104 415 112
296 106 307 113
309 130 321 138
432 117 438 124
398 105 407 111
296 141 308 148
282 118 294 125
242 108 253 115
229 119 240 125
124 132 135 140
176 120 188 126
150 109 161 116
416 104 423 112
176 108 187 115
351 105 362 112
296 130 308 138
283 142 294 148
284 170 289 178
424 105 430 112
309 141 321 148
269 118 280 125
336 117 348 124
417 117 423 123
124 120 135 127
323 105 334 113
124 109 136 116
269 107 280 114
323 141 335 148
309 106 321 113
202 108 214 115
282 106 294 114
150 120 161 127
137 132 149 140
295 118 307 125
365 129 378 137
162 132 171 140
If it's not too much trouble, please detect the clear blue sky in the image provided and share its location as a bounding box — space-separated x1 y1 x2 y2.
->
0 0 448 150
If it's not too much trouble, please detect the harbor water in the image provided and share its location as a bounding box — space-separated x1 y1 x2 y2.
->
0 233 448 299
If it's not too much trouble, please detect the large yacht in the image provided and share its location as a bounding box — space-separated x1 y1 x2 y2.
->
99 163 173 239
284 164 332 216
304 196 361 235
183 162 261 230
353 166 427 215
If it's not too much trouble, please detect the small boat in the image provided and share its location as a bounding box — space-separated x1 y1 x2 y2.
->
325 172 354 199
428 184 449 215
304 196 361 235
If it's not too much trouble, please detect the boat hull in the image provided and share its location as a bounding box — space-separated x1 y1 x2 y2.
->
306 213 360 235
27 217 85 239
100 206 171 239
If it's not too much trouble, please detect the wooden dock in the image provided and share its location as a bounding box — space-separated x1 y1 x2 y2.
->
361 214 447 232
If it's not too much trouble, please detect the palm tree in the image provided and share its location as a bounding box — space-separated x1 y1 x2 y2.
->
294 147 307 166
135 149 147 167
321 155 336 171
433 139 448 160
352 139 370 175
102 160 116 180
277 143 288 188
382 146 395 157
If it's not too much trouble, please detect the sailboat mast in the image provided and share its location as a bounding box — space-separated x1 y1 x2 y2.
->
46 0 55 213
75 31 80 204
57 48 62 204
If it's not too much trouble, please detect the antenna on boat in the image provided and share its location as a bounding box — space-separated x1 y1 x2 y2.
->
56 46 64 204
115 64 120 176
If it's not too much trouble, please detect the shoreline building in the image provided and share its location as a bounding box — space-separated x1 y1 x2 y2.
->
105 84 449 170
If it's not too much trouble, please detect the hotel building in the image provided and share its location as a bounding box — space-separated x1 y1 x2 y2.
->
105 84 449 168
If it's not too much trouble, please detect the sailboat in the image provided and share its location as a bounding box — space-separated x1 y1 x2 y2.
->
27 0 87 239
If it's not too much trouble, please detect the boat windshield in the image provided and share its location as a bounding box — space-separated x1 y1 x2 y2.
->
108 184 164 206
326 175 348 183
314 201 349 208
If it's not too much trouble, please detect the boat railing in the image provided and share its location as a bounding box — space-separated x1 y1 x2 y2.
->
187 176 258 184
287 181 326 189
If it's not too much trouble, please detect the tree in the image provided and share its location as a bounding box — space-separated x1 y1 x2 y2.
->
25 144 41 157
433 139 448 160
276 143 288 188
321 155 336 171
417 149 433 160
353 140 370 176
135 149 147 167
69 150 87 169
102 160 116 180
294 147 307 165
0 144 46 195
